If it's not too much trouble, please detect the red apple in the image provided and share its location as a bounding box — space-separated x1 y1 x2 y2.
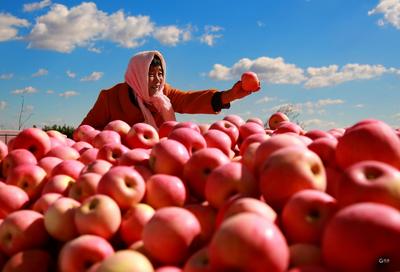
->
203 129 232 157
145 174 186 209
46 145 80 161
336 160 400 210
117 148 150 167
183 247 212 272
205 162 258 209
78 147 99 165
209 212 289 272
97 166 146 210
184 203 217 247
96 143 129 165
241 142 261 174
158 120 178 139
1 149 37 178
259 146 327 211
289 243 322 268
126 122 160 149
268 112 290 130
38 156 63 178
119 203 155 246
0 184 29 219
168 128 206 155
10 128 51 160
0 210 49 256
73 124 96 142
307 137 338 167
6 164 47 200
104 119 131 144
92 130 121 149
241 71 260 92
156 266 182 272
274 121 304 135
335 119 400 169
58 234 114 272
96 250 154 272
2 249 52 272
281 189 338 244
32 193 63 214
44 196 80 242
209 120 239 148
173 121 201 134
149 139 190 178
68 172 102 202
322 202 400 271
41 174 75 196
304 130 335 141
50 159 85 180
183 148 230 200
223 114 245 129
0 140 8 162
239 132 269 156
80 159 112 176
74 194 122 240
71 141 93 154
142 207 201 265
239 120 266 141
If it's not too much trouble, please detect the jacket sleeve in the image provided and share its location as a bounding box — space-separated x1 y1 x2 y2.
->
79 90 110 130
165 84 230 114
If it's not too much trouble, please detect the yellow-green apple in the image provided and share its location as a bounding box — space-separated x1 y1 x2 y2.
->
32 193 62 214
239 132 269 156
216 197 277 228
184 203 217 247
117 148 150 167
96 143 129 165
158 120 178 139
10 128 51 160
0 184 29 219
126 122 160 149
274 121 304 135
246 117 264 126
183 148 230 200
183 247 211 272
6 164 47 200
51 159 85 180
2 249 52 272
44 197 80 242
119 203 155 246
42 174 75 196
239 121 266 141
335 119 400 170
80 159 112 176
38 156 63 178
208 212 289 272
209 120 239 148
205 162 258 209
97 166 146 210
168 128 206 155
58 234 114 272
149 139 190 178
322 202 400 271
241 71 260 92
104 119 131 145
254 133 306 176
223 114 245 130
281 189 338 245
259 146 326 211
142 207 201 265
203 129 232 157
74 194 122 240
71 141 93 154
307 137 338 167
68 173 102 202
173 121 201 134
268 111 290 130
92 130 121 149
336 160 400 210
73 124 96 142
0 210 49 256
1 149 37 178
289 243 322 268
96 250 154 272
46 145 80 160
78 147 99 165
145 174 186 209
304 130 335 141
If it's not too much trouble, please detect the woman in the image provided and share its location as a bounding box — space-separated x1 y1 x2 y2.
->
80 50 258 130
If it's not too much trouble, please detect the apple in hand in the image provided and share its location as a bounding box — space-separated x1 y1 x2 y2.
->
74 194 122 240
145 174 187 209
241 71 260 92
58 234 114 272
97 166 146 210
209 212 289 272
281 189 338 245
126 122 159 149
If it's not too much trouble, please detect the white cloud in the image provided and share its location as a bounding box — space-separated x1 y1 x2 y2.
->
25 105 34 111
302 119 338 130
257 21 266 27
23 0 52 12
355 104 365 108
255 96 276 104
0 101 6 110
66 70 76 78
315 99 345 107
12 86 37 95
304 64 387 88
80 71 103 81
26 2 154 52
46 89 54 94
153 25 184 46
368 0 400 29
0 13 30 41
209 56 306 84
59 91 78 98
200 25 223 46
0 73 13 80
32 68 48 77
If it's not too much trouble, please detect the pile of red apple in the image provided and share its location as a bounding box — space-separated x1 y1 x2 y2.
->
1 112 400 272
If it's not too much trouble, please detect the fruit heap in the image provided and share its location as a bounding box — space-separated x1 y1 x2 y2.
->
0 113 400 272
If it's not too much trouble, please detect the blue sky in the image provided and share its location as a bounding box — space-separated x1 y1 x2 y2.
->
0 0 399 130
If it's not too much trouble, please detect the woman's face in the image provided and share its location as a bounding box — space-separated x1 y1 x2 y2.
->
148 65 164 96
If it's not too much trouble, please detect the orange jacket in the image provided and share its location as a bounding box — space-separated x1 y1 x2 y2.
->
80 82 228 130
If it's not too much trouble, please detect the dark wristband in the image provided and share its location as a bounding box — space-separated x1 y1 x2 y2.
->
211 91 231 112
